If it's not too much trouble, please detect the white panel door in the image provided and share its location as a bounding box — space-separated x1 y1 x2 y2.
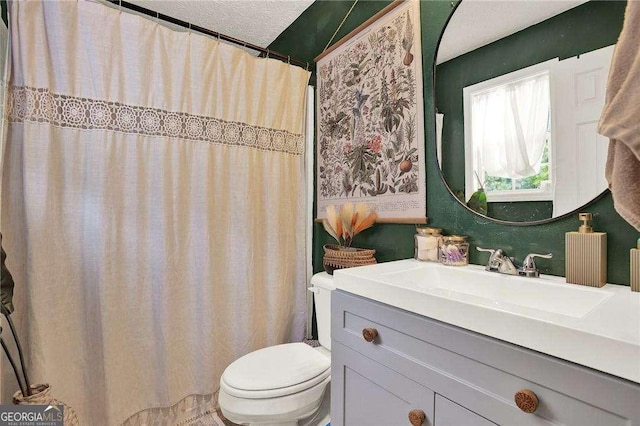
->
553 44 614 217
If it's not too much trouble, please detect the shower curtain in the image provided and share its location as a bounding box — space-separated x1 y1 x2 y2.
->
0 1 310 424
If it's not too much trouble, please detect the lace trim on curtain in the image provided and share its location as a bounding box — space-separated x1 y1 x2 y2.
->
6 86 304 155
122 392 226 426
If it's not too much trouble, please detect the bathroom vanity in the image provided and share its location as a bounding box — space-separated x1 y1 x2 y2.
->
331 260 640 426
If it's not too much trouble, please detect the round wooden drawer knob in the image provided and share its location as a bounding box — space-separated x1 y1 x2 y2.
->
362 327 378 342
408 409 426 425
515 389 539 413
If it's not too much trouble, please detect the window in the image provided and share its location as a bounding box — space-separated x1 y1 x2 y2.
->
463 59 556 202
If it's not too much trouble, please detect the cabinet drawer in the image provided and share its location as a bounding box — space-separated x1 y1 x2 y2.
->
331 341 435 426
332 290 640 426
435 395 495 426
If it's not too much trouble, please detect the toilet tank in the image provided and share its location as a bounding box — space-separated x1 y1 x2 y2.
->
310 272 335 351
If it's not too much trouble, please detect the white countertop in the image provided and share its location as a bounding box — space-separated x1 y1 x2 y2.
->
333 259 640 384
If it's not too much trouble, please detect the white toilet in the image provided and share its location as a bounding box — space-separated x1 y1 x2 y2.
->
219 273 335 426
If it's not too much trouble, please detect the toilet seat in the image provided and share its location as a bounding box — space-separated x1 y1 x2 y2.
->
220 343 331 399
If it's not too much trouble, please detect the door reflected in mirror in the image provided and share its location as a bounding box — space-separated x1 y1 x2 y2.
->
435 0 626 223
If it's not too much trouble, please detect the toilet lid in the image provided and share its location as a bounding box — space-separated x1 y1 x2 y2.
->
221 342 330 399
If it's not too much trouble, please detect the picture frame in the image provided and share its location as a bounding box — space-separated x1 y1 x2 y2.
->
315 0 426 223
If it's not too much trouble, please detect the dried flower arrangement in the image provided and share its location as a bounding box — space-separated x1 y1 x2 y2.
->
322 203 377 248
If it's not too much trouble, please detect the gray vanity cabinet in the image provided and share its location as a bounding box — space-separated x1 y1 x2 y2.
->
331 290 640 426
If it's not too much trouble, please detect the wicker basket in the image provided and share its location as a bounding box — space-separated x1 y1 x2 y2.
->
323 244 376 275
13 383 80 425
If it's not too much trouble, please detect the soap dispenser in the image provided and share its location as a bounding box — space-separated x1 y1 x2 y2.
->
565 212 606 287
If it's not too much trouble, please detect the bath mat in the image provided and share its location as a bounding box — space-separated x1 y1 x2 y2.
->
304 339 320 348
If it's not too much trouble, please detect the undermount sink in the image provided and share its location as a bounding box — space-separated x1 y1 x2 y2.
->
378 262 613 319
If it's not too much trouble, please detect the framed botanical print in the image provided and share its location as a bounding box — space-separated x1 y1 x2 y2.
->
315 0 425 222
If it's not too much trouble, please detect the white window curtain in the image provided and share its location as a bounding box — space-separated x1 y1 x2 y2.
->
1 1 310 424
472 73 550 179
436 113 444 168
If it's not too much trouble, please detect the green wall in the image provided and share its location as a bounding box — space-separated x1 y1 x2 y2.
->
269 0 639 286
436 1 625 222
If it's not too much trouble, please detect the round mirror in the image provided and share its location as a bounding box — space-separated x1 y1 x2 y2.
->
434 0 625 223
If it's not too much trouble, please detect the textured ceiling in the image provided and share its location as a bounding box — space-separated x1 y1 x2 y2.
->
437 0 589 64
123 1 590 63
127 0 314 48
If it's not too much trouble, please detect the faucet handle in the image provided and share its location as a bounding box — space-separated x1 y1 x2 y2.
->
521 253 553 277
523 253 553 268
476 247 497 254
477 247 507 259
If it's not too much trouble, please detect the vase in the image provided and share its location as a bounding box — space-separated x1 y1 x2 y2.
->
13 383 80 425
403 50 414 66
322 244 376 275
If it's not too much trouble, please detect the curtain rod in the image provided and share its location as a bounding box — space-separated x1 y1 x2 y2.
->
105 0 309 70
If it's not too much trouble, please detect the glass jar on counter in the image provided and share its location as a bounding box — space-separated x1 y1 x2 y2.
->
414 227 442 262
439 235 469 266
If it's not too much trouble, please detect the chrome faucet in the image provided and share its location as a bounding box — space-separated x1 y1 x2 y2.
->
477 247 552 278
